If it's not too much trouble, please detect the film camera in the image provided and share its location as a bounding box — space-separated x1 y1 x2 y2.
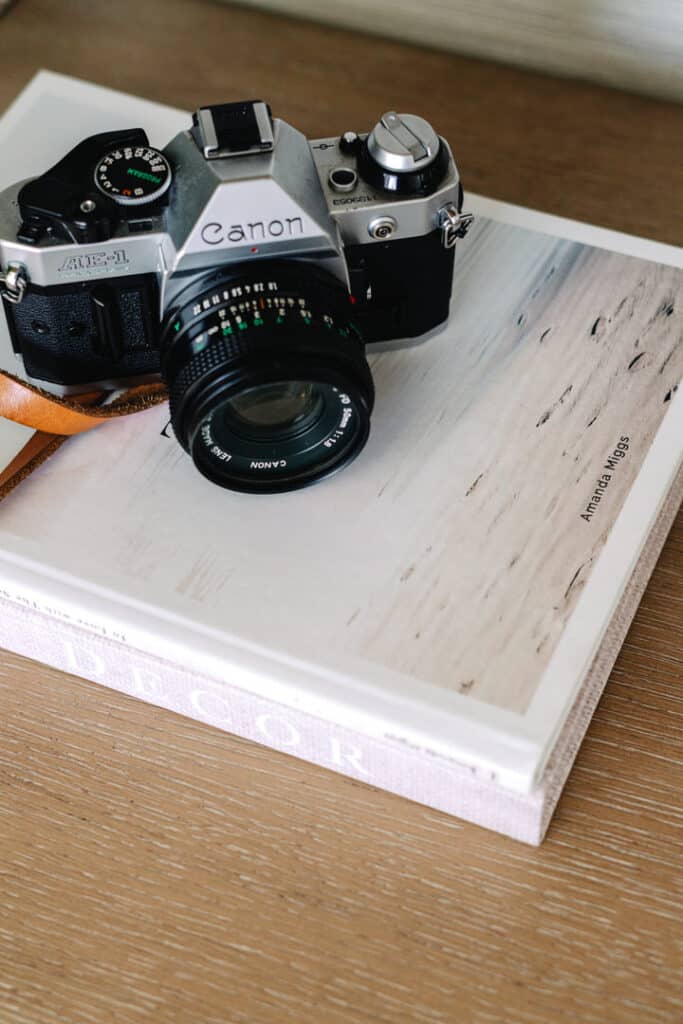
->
0 101 471 492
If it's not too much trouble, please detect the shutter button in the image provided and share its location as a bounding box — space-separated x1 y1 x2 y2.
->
339 131 360 155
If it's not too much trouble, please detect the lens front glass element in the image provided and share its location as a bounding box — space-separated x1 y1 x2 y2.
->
225 381 323 438
192 378 366 492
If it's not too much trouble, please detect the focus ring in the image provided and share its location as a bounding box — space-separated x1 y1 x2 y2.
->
168 333 254 422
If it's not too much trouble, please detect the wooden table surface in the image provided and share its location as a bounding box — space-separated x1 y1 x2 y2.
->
1 2 682 1021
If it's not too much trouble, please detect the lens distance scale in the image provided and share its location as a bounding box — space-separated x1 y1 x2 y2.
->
167 276 358 354
94 146 172 206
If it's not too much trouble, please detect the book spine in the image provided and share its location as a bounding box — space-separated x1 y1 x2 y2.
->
0 591 540 843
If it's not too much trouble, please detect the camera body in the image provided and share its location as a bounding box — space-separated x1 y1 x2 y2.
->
0 101 471 492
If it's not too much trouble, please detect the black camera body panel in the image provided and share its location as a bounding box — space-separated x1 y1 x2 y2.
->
345 228 456 342
5 274 159 385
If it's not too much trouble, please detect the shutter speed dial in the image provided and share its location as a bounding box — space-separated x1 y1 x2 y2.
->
94 145 172 206
359 111 449 196
367 112 440 173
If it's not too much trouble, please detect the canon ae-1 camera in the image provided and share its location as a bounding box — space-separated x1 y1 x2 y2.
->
0 101 471 493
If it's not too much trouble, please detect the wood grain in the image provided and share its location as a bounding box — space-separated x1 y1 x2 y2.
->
236 0 683 102
0 2 682 1021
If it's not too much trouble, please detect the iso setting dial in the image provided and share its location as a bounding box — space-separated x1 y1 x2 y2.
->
94 146 172 206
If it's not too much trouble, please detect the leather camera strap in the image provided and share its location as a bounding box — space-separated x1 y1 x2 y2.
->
0 369 167 433
0 370 168 501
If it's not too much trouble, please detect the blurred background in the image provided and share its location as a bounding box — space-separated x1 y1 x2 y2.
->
232 0 683 101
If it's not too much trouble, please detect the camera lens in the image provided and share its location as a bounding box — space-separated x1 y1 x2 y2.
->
161 262 374 493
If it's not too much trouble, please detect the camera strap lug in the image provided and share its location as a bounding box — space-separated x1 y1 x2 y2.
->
438 206 474 249
0 262 28 305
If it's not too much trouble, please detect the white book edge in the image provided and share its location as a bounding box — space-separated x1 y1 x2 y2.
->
0 451 680 845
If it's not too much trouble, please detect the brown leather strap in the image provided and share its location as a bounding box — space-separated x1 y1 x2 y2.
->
0 431 68 502
0 369 167 435
0 370 169 503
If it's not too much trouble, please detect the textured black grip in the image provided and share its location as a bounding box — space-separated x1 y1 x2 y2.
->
345 228 455 343
5 274 159 387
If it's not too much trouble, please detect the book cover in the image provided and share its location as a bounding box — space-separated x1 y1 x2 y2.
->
0 71 681 843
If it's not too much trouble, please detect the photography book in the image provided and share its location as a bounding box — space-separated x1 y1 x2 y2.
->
0 72 681 844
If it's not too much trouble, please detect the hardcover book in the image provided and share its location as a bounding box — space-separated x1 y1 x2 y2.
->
0 72 681 843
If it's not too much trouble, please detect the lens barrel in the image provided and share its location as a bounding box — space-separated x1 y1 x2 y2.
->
160 261 374 493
